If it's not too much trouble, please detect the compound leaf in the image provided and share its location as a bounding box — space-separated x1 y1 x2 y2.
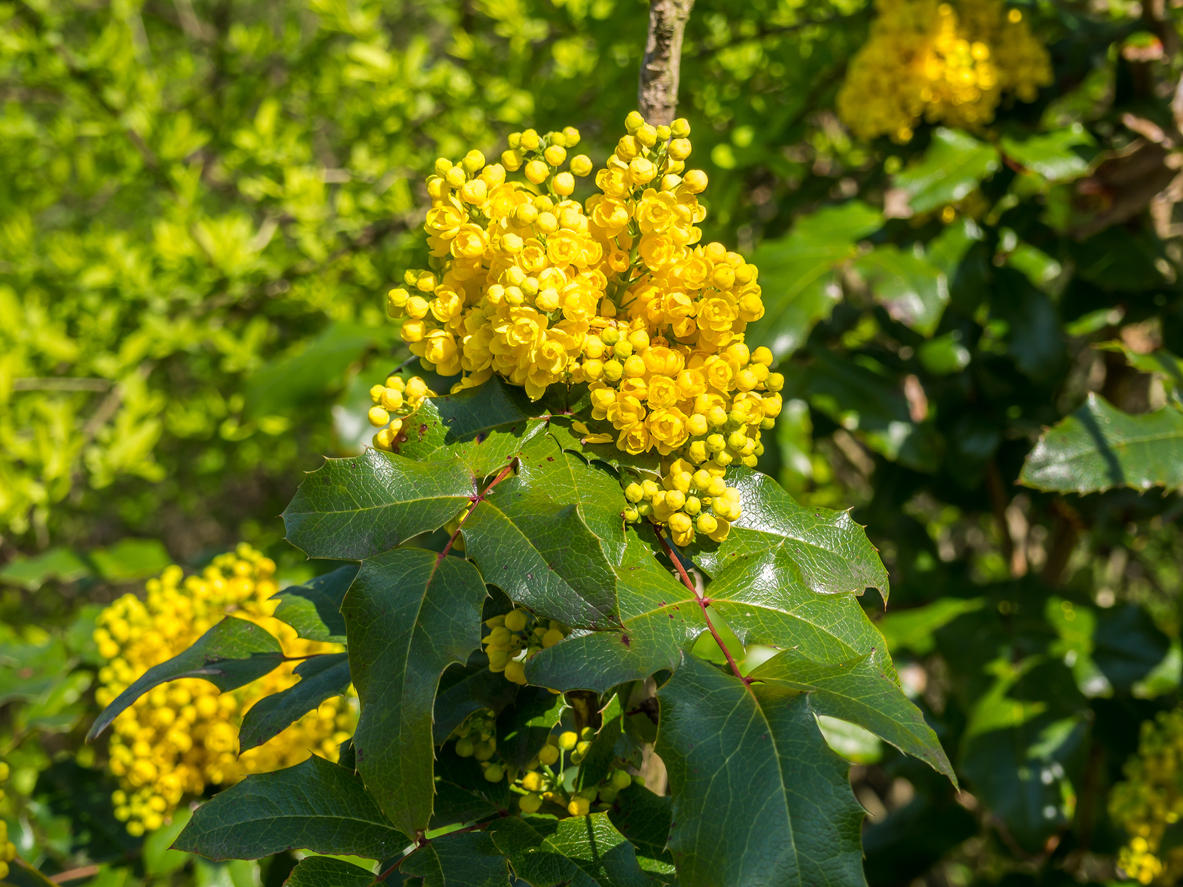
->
344 547 488 836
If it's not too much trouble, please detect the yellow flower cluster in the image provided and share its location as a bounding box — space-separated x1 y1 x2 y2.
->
94 545 356 835
481 607 568 685
379 112 784 545
838 0 1052 142
1111 709 1183 885
450 714 636 817
0 761 15 880
367 373 435 450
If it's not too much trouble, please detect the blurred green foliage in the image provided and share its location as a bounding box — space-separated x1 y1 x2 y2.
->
2 0 1182 883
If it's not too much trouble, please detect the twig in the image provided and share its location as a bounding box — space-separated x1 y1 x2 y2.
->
438 461 517 562
638 0 695 124
653 526 750 687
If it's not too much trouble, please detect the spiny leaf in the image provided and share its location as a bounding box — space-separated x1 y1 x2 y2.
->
657 655 866 887
273 564 358 643
344 547 488 836
88 617 283 742
462 433 628 628
490 813 650 887
528 540 889 693
399 830 508 887
749 649 955 782
239 653 351 752
284 449 474 560
893 128 1000 214
696 468 889 604
284 856 377 887
173 756 406 861
1019 393 1183 493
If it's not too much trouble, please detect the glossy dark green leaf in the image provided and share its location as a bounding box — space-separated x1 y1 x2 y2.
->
1000 124 1094 183
1020 393 1183 493
174 756 406 860
893 128 1000 214
747 202 883 360
397 380 550 479
400 830 508 887
461 433 628 628
529 539 890 694
490 813 650 887
273 565 358 643
854 246 949 336
749 649 955 781
697 468 889 602
344 547 488 835
283 449 473 560
284 857 377 887
657 656 866 887
959 658 1089 852
239 653 351 752
87 617 284 741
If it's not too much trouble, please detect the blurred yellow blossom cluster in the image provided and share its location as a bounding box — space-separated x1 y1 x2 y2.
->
0 761 15 879
378 112 784 546
838 0 1052 142
94 545 355 835
1111 708 1183 884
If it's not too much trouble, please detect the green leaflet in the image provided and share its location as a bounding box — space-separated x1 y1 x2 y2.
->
489 813 651 887
749 649 955 782
343 547 488 836
1019 393 1183 493
88 617 284 742
528 541 890 693
284 857 379 887
283 449 474 560
462 433 628 628
657 656 867 887
238 652 351 752
272 564 358 644
696 467 889 603
173 756 406 861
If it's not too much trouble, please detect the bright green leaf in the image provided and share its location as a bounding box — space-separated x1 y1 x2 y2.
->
894 128 1000 214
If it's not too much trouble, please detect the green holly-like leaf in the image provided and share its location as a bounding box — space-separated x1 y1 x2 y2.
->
343 547 488 836
893 128 1000 214
87 617 284 742
283 449 474 560
1000 124 1095 184
284 857 378 887
1019 393 1183 493
174 756 406 860
697 468 889 603
273 564 358 643
529 539 889 696
489 813 651 887
461 433 629 628
854 245 949 337
398 380 550 480
400 830 508 887
657 655 867 887
238 653 351 752
746 201 884 361
749 649 955 781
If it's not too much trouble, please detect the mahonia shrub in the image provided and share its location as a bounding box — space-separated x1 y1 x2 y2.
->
91 115 955 886
837 0 1051 141
1111 709 1183 885
92 545 355 835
